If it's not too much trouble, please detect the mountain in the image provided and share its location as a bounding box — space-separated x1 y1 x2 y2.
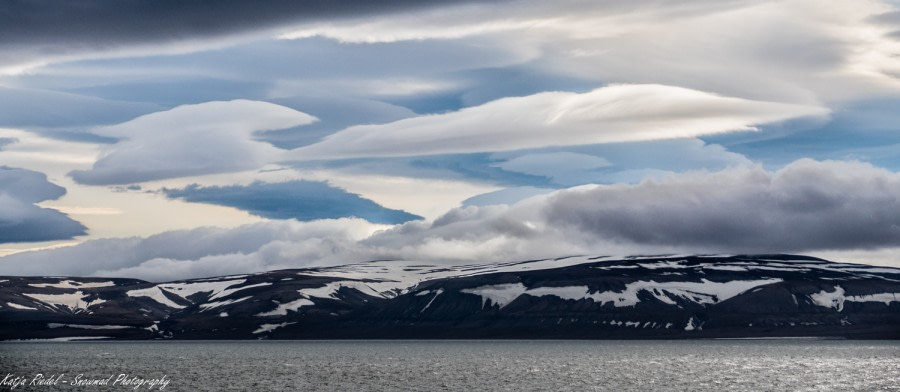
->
1 255 898 340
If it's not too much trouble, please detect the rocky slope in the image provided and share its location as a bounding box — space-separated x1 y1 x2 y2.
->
1 255 898 340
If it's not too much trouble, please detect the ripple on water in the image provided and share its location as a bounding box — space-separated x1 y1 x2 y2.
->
1 340 898 391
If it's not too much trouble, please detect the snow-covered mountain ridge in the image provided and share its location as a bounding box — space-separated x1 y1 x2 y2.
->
2 255 898 340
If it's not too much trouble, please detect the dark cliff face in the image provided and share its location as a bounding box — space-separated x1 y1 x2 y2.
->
1 255 898 340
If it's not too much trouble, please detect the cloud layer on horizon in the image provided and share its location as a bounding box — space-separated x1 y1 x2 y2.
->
3 159 899 280
542 159 900 252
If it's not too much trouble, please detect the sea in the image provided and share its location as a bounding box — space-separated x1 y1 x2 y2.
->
0 340 897 391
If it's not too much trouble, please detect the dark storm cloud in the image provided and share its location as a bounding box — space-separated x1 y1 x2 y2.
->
0 0 493 68
163 180 422 224
542 159 900 253
0 167 86 242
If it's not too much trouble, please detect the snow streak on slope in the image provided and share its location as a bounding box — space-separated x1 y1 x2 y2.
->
299 256 610 298
462 283 527 308
462 279 783 309
23 291 106 312
125 287 185 309
29 280 115 289
809 286 900 311
256 298 315 317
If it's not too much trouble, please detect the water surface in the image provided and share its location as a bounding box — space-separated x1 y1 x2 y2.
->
1 340 898 391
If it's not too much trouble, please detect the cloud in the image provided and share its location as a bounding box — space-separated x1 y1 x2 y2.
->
0 86 160 128
492 152 611 185
4 159 900 280
706 98 900 169
286 84 827 160
70 100 316 185
541 159 900 253
0 167 86 243
163 180 422 224
264 93 418 149
0 0 485 74
488 138 754 186
0 138 16 150
0 218 385 281
284 0 900 103
291 138 752 197
462 186 556 207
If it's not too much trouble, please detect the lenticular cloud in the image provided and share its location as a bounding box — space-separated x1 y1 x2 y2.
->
287 84 827 160
70 100 316 185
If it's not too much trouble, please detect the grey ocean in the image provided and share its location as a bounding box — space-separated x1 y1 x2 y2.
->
2 340 898 391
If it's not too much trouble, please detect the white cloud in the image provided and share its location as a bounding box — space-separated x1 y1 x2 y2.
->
488 138 755 186
285 84 827 160
0 218 385 281
462 186 557 207
282 0 900 104
4 159 900 281
0 167 86 242
0 128 269 251
70 100 316 185
540 159 900 253
492 152 611 185
0 86 159 127
291 168 500 221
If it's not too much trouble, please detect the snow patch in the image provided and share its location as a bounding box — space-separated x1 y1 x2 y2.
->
837 267 900 274
638 260 688 269
685 317 697 331
298 281 385 300
29 280 115 289
420 289 444 313
7 302 37 310
526 286 591 301
703 265 748 272
749 266 810 272
47 323 132 330
809 286 900 311
23 291 106 312
299 256 607 299
208 282 271 301
593 265 639 269
461 283 527 309
523 279 782 307
253 322 296 334
157 279 247 302
198 296 252 312
126 287 185 309
256 298 315 317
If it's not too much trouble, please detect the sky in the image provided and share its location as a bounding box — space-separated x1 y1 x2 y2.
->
1 0 900 281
